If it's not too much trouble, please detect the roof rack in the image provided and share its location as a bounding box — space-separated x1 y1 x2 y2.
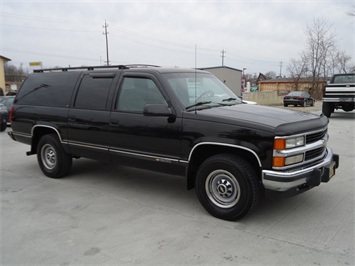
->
33 64 160 73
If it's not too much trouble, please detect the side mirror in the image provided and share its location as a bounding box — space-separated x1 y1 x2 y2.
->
143 104 172 117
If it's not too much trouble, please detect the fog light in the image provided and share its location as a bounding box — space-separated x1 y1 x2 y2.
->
285 154 304 165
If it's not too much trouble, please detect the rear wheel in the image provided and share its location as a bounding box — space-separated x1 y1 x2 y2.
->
195 154 260 221
37 134 72 178
322 102 331 118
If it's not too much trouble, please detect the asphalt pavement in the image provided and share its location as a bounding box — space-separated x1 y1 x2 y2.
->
1 104 354 265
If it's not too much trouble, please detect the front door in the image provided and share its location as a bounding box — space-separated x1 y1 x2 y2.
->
108 75 183 174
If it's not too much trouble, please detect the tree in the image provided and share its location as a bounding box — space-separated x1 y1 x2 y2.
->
4 63 26 83
265 71 276 79
287 55 308 91
304 18 336 94
336 51 353 73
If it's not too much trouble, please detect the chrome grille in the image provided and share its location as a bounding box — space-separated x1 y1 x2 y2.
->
305 147 326 161
306 129 327 144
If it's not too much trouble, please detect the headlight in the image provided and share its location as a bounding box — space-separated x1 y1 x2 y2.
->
286 136 305 149
274 136 305 150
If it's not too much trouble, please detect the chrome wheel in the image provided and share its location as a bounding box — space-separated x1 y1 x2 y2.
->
205 169 241 208
41 144 57 170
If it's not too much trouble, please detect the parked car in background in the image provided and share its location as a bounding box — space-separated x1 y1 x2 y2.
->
283 91 314 107
0 96 15 112
0 103 9 132
322 73 355 118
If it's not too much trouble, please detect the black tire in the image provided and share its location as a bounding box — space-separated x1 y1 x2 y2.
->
0 121 6 132
322 102 331 118
195 154 260 221
37 134 72 178
284 104 288 107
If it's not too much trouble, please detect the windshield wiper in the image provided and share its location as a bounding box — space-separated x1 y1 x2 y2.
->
186 101 212 110
222 97 237 102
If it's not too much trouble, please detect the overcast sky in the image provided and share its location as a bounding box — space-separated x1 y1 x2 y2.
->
1 0 354 76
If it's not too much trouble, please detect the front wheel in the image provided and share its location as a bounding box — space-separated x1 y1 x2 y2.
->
0 120 6 132
196 154 260 221
37 134 72 178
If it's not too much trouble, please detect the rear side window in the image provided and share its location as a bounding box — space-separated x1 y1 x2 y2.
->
16 72 80 107
74 74 114 110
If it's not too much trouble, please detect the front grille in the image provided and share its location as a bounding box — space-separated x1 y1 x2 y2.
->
305 147 326 161
306 129 327 144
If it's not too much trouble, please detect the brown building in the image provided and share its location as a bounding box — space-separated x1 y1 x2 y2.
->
0 55 11 95
259 77 326 99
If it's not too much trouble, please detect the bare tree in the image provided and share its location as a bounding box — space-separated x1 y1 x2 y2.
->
336 51 353 73
287 54 308 91
265 71 276 79
4 63 26 83
304 18 336 94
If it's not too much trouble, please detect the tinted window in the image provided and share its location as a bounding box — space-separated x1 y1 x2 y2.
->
74 74 114 110
15 72 80 107
117 77 166 112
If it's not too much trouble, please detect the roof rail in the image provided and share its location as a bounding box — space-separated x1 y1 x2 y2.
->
33 64 160 73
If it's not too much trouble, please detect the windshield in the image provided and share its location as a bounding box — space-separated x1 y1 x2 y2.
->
163 72 242 109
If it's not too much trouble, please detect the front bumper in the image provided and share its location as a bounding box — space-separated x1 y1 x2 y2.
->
262 147 339 192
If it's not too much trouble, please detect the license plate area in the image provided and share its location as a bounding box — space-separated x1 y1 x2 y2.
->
322 161 336 182
340 98 352 102
329 161 336 179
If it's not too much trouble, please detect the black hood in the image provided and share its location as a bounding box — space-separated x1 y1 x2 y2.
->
185 104 328 135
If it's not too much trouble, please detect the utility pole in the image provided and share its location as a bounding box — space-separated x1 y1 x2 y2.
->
279 60 283 77
221 49 226 66
102 20 110 66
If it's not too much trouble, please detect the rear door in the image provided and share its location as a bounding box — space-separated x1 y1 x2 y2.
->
67 72 118 160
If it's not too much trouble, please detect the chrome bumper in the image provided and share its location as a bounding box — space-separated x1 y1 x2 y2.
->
262 148 339 192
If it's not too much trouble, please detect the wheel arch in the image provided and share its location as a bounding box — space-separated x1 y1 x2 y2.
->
30 125 64 155
186 142 262 190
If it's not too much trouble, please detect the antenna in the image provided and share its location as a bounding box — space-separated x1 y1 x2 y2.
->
195 44 197 114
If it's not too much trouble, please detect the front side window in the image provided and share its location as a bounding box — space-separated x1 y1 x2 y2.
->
117 77 167 112
75 75 113 110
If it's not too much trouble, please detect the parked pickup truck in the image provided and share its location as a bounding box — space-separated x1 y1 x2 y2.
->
8 65 339 221
322 73 355 117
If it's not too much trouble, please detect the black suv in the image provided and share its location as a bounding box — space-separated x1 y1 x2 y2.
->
8 65 339 220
